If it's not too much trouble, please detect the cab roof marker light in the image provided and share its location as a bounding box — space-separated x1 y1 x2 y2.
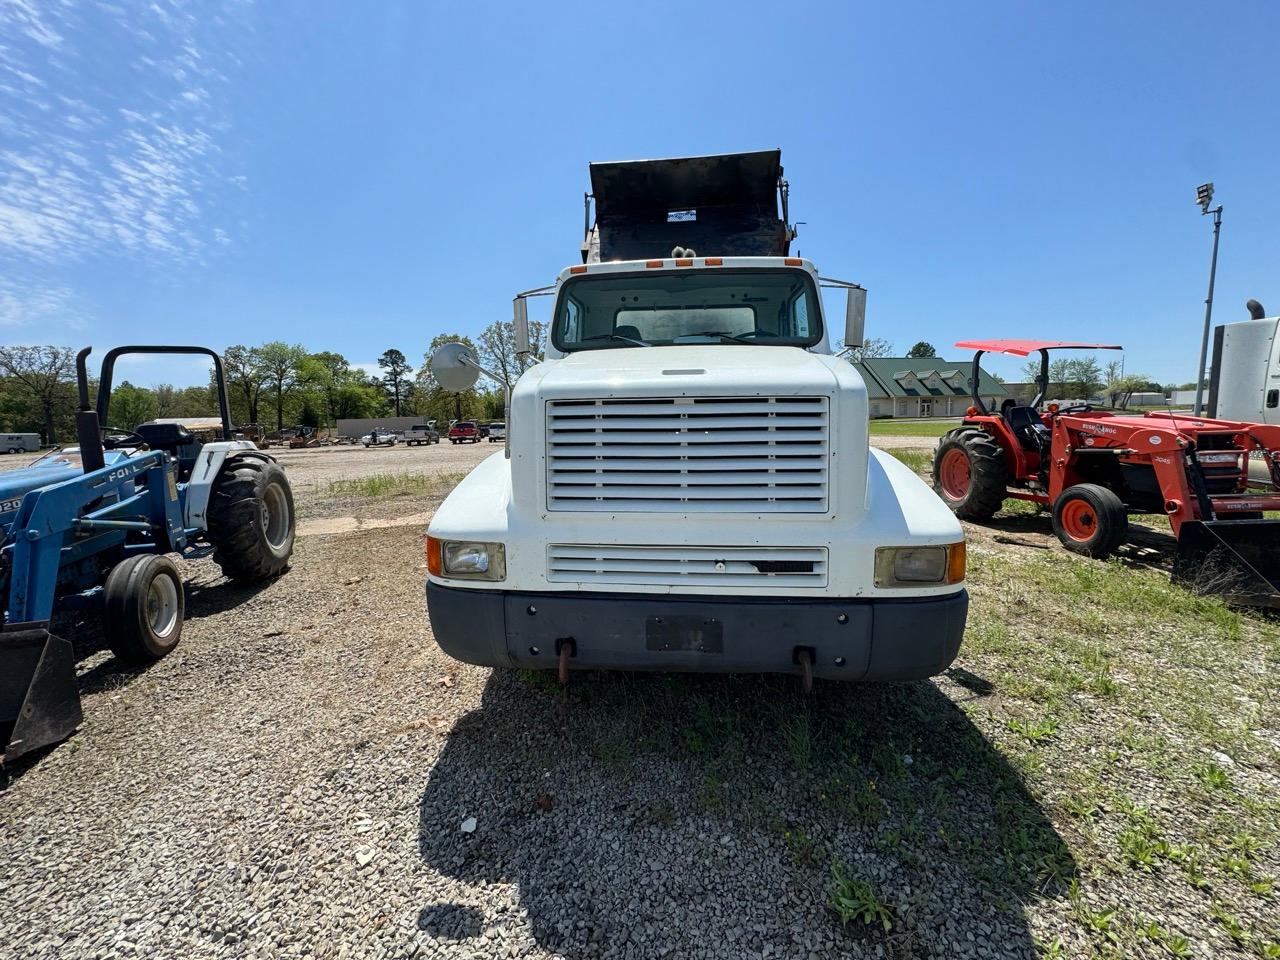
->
674 258 693 267
704 257 723 266
646 260 664 268
785 258 803 266
569 265 587 274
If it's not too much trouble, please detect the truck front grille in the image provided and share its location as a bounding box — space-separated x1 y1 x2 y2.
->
547 544 828 587
545 396 830 512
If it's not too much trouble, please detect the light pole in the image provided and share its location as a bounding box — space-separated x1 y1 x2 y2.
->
1193 182 1223 416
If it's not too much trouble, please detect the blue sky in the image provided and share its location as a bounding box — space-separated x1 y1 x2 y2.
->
2 0 1278 387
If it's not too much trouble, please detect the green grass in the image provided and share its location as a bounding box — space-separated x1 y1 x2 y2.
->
868 418 961 437
324 470 466 499
886 448 934 474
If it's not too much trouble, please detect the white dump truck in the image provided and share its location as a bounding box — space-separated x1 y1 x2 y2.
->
425 151 967 685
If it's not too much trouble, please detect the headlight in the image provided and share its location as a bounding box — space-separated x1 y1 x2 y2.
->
874 543 965 588
426 536 506 581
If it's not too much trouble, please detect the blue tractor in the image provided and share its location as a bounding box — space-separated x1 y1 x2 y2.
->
0 346 296 763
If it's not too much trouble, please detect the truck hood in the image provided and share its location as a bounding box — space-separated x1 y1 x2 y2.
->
524 345 843 397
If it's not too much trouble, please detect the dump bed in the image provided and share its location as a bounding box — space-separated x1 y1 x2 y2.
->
585 150 790 262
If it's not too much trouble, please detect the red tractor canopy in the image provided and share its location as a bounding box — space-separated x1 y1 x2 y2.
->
955 339 1123 413
954 339 1123 357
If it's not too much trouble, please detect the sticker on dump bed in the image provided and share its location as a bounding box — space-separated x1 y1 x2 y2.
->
0 497 22 514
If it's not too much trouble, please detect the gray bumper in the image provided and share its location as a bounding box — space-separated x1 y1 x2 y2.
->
426 582 967 681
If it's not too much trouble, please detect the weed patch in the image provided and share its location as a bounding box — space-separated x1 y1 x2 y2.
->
324 471 466 499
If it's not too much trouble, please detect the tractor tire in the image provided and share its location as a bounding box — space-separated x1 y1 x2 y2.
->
1052 484 1128 558
932 430 1008 520
206 456 296 582
103 555 185 663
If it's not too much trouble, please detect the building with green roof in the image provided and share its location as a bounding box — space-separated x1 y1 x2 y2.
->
853 357 1007 418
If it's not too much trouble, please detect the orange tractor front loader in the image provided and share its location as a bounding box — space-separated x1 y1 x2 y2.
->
932 339 1280 606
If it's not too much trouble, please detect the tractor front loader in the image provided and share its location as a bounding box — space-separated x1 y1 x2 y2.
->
932 339 1280 606
1 346 296 763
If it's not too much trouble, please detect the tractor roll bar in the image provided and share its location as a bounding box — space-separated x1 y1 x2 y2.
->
970 348 1051 415
92 346 234 441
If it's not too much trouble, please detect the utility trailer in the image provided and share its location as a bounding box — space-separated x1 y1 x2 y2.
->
424 151 968 688
933 339 1280 606
0 346 295 762
0 434 40 454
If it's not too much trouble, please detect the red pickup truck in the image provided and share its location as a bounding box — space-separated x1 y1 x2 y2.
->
448 421 481 444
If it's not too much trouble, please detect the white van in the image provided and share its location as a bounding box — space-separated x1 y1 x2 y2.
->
0 434 39 454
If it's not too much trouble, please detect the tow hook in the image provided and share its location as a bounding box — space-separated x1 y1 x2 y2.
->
556 638 576 685
793 647 815 694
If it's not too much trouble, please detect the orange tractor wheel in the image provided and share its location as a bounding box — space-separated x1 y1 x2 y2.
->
932 430 1008 520
1051 484 1128 558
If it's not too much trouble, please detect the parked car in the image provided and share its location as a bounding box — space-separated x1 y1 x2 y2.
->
448 421 481 444
487 422 506 442
405 424 440 446
362 429 399 447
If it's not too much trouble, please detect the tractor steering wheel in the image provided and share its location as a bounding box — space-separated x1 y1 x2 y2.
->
1055 403 1092 415
100 426 148 450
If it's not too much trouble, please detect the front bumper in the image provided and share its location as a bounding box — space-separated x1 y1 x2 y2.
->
425 582 968 681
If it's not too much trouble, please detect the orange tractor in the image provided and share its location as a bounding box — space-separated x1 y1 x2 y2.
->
932 339 1280 605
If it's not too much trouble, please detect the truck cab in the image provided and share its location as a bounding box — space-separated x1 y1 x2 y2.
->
1209 302 1280 424
425 151 967 684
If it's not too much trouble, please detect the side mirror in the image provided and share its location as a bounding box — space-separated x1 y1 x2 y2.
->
431 342 481 392
513 297 530 355
844 286 867 349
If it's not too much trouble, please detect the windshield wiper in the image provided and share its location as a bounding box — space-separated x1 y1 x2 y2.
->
686 330 756 344
582 333 652 347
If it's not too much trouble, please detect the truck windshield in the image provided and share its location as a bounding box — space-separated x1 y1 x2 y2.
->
552 269 822 351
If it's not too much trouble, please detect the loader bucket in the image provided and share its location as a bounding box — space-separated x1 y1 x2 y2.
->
1172 519 1280 608
0 627 82 763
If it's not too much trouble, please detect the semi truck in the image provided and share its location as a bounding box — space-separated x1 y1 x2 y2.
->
1208 299 1280 423
424 151 968 686
1205 299 1280 488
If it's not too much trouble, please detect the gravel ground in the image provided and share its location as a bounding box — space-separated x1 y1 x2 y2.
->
1 440 1275 960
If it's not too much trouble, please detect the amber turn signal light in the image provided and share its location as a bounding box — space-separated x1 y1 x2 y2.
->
947 541 966 584
425 535 443 577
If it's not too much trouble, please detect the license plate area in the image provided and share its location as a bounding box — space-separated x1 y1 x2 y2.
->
645 614 724 653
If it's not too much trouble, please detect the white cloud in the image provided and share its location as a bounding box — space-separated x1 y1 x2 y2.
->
0 0 252 271
0 276 85 329
1 0 67 50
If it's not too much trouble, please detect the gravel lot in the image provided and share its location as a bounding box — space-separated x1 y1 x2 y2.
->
1 440 1276 959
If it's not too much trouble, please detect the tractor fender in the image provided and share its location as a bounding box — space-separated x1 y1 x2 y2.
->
183 441 268 530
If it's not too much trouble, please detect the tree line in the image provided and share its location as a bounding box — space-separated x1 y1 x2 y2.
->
0 319 1189 442
0 317 546 444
